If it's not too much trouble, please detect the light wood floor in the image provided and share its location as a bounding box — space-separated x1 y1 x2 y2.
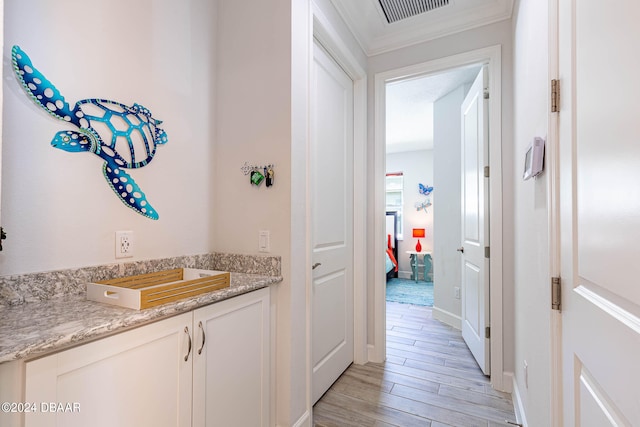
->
313 302 517 427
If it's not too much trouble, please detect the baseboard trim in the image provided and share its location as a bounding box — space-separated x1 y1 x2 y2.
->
433 306 461 330
367 343 384 363
502 371 514 393
511 375 528 427
291 410 311 427
398 271 412 279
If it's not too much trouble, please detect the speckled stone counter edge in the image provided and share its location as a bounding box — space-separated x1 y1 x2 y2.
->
0 273 281 363
0 252 281 306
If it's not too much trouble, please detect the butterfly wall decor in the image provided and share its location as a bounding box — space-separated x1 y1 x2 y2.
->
416 183 433 213
418 183 433 196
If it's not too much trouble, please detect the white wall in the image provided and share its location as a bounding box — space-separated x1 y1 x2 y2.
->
511 0 551 424
385 150 434 276
366 20 515 372
213 0 366 424
1 0 216 276
213 0 292 259
2 0 367 424
212 0 302 424
433 85 465 325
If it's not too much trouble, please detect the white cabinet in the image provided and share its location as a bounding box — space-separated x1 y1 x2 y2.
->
193 287 270 427
25 312 193 427
24 288 270 427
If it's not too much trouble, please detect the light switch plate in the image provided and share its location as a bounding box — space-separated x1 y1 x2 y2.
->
259 230 270 253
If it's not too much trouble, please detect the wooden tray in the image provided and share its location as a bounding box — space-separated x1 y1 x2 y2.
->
87 268 230 310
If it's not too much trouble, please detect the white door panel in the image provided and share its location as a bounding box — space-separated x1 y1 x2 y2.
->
463 262 480 334
311 40 354 404
460 67 490 375
558 0 640 424
463 97 480 243
312 269 347 364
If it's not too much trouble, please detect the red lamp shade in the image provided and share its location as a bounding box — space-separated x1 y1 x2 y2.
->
412 228 425 252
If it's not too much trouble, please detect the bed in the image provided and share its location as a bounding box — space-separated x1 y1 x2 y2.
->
386 211 399 279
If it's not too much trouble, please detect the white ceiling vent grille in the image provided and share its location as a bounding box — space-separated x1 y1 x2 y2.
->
378 0 450 23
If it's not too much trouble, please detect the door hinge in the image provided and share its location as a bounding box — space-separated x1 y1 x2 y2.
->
485 326 491 339
483 88 490 99
484 166 490 178
551 79 560 112
484 246 490 258
551 276 561 311
0 227 6 251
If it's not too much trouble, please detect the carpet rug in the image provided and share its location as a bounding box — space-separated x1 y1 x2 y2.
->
385 278 434 306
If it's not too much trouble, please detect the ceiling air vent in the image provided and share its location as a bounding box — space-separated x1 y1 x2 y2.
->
378 0 450 24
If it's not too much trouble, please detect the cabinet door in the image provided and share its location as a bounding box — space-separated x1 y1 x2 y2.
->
192 288 270 427
25 312 193 427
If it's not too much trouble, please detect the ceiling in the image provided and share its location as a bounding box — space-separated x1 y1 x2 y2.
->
329 0 514 56
327 0 513 154
385 65 481 153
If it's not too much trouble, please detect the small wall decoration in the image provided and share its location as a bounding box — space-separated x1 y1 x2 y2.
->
418 183 433 196
241 162 275 188
415 199 432 213
11 46 168 220
415 183 433 213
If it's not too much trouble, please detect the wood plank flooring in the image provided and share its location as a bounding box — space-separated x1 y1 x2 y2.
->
313 302 517 427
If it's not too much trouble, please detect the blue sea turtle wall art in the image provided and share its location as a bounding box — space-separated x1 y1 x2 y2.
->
11 45 168 220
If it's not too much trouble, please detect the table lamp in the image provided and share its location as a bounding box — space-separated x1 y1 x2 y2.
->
412 228 425 252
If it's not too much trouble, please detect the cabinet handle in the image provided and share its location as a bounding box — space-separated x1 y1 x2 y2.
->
184 326 192 362
197 321 206 355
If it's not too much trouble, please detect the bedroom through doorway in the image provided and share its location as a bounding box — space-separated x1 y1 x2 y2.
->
384 65 481 309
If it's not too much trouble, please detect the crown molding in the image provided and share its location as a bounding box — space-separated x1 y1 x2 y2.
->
330 0 514 56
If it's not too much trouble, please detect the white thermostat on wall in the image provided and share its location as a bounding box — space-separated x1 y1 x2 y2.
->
523 137 545 180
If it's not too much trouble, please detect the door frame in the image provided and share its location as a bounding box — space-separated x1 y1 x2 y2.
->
372 45 507 391
548 0 562 424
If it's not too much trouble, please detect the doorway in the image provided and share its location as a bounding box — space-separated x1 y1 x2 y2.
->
384 66 482 308
373 45 506 391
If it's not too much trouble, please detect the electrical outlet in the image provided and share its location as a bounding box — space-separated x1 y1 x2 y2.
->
454 286 461 299
524 360 529 389
115 231 134 259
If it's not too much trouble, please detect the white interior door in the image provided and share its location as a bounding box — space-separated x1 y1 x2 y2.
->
310 40 354 404
557 1 640 424
460 67 490 375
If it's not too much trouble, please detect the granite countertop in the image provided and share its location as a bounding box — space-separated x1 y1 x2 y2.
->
0 272 281 364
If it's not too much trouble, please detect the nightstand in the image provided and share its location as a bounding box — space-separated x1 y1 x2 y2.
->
406 250 433 282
